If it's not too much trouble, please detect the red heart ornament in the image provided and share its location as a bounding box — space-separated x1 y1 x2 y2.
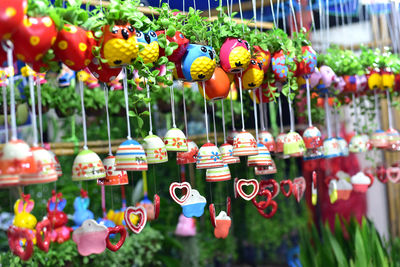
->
236 179 259 201
36 219 51 252
106 226 127 252
376 165 388 183
209 204 216 228
259 179 279 199
124 206 147 234
293 177 306 202
251 189 272 210
7 226 34 261
226 197 231 216
169 182 192 205
154 194 160 220
256 200 278 219
364 172 375 187
280 180 293 197
387 167 400 183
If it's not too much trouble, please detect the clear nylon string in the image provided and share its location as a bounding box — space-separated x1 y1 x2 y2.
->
261 0 265 31
282 1 287 32
2 84 8 141
221 99 227 143
318 0 324 51
298 0 303 29
4 42 17 140
252 0 257 30
238 71 245 131
230 88 236 130
253 89 259 141
289 0 298 33
170 86 177 128
103 83 112 155
146 80 153 135
306 78 312 127
238 0 246 33
78 79 88 149
182 83 188 137
309 0 317 36
263 103 268 130
258 89 265 130
287 89 295 132
325 0 330 48
211 101 217 145
28 74 38 146
122 67 131 139
334 104 340 137
202 81 210 143
276 0 281 28
374 89 381 129
36 81 44 146
270 0 277 28
278 95 284 133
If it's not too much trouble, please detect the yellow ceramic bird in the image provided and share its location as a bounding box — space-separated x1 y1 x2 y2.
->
137 30 160 64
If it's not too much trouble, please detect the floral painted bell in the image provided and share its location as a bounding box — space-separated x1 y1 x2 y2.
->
247 143 272 166
227 130 239 145
143 135 168 164
219 37 251 73
0 139 37 175
72 149 106 181
386 128 400 151
337 137 349 157
324 138 341 158
49 150 62 177
303 126 324 160
232 131 258 156
97 155 128 186
275 132 286 153
115 139 148 171
349 134 369 153
205 164 231 182
258 130 276 152
196 143 224 169
164 128 188 152
370 129 388 148
177 140 199 165
219 143 240 164
20 147 58 185
283 131 306 157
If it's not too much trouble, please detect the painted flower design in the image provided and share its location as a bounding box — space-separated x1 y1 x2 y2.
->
234 140 242 148
154 148 165 160
211 151 220 161
250 139 257 148
105 165 113 176
75 163 88 177
172 138 183 148
228 149 233 157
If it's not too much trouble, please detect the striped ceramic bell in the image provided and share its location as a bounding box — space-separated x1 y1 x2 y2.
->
205 164 231 182
72 149 106 181
20 147 58 185
258 130 276 152
232 131 258 156
219 143 240 164
0 139 37 175
275 132 286 153
196 143 224 169
49 150 62 177
324 138 341 158
143 134 168 164
247 143 272 166
115 139 148 171
283 131 306 157
164 128 188 152
227 130 239 145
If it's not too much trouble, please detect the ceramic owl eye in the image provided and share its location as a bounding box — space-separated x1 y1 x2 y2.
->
101 23 138 67
181 44 216 82
137 30 160 64
240 58 264 90
220 38 251 73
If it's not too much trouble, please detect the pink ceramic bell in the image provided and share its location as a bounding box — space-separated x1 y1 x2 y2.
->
97 155 128 186
205 164 231 182
0 139 37 175
177 140 198 165
196 143 224 169
219 143 240 164
247 143 273 166
232 131 258 156
20 147 58 185
258 130 276 152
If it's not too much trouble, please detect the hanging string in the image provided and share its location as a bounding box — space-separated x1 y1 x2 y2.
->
269 0 277 28
306 78 312 127
146 80 153 135
207 0 213 46
386 90 394 129
202 81 210 143
2 83 8 141
253 89 259 141
289 0 298 33
298 0 303 29
182 0 184 13
263 102 268 130
278 95 284 133
230 87 236 131
334 104 340 137
193 0 196 10
261 0 265 31
325 94 332 138
226 0 232 30
318 0 324 51
287 89 295 132
78 77 88 150
334 0 340 30
182 83 188 137
36 82 44 146
170 85 177 128
101 185 106 218
3 41 17 140
351 93 359 134
258 89 265 130
122 67 131 140
28 73 38 146
282 1 287 32
102 83 112 156
221 99 227 143
251 0 257 31
238 0 246 33
237 71 245 131
374 89 381 129
325 0 330 48
276 0 281 28
308 0 317 36
211 101 218 145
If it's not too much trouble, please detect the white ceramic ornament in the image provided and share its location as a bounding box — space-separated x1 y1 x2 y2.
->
232 131 258 156
219 143 240 164
196 143 224 169
143 134 168 164
164 128 188 152
20 147 57 185
72 149 106 181
115 139 148 171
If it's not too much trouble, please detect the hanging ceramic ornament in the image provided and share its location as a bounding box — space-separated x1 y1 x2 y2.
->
169 182 207 218
156 30 189 63
181 44 216 82
198 67 230 100
253 45 271 73
218 99 239 164
349 94 369 153
237 58 264 90
350 172 373 193
384 89 400 150
333 106 349 157
72 219 108 256
271 50 294 82
219 38 251 73
209 202 231 239
98 156 128 186
227 85 239 144
235 179 259 201
336 175 353 200
136 30 159 64
323 94 341 158
124 206 147 234
177 140 198 165
175 214 196 237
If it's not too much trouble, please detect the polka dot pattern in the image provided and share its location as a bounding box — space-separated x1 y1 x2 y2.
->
30 36 40 46
5 7 16 18
58 41 68 50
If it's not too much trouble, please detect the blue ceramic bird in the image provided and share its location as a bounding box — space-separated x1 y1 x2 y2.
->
181 44 216 82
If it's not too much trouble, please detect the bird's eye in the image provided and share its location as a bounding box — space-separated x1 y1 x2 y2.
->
179 33 184 39
127 25 134 32
251 60 256 65
238 39 243 43
150 31 156 37
244 41 250 50
136 32 143 38
111 27 118 34
201 46 207 53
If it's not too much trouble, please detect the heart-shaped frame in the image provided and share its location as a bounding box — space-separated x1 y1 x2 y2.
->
280 180 293 197
251 189 272 210
124 206 147 234
236 179 259 201
36 219 51 252
259 179 279 199
256 200 278 219
106 225 127 252
376 165 388 183
387 167 400 183
293 177 306 202
169 182 192 205
7 226 34 261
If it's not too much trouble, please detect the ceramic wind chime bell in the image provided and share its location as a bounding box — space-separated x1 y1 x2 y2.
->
283 131 306 157
20 147 58 185
219 143 240 164
72 149 106 181
143 135 168 164
97 156 128 186
232 131 258 156
177 140 198 165
205 164 231 182
115 139 148 171
196 143 224 169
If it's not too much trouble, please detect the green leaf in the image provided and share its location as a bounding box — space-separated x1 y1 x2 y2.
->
166 26 176 37
354 227 368 267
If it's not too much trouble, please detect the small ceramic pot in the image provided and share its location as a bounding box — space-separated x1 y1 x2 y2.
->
386 128 400 150
1 139 37 175
177 140 198 165
323 137 341 158
205 164 231 182
302 126 322 149
271 50 294 81
370 129 388 148
349 134 369 153
381 69 395 90
115 139 148 171
49 150 63 177
143 134 168 164
220 37 251 73
258 131 276 152
337 179 353 200
88 58 122 83
283 131 306 157
72 149 106 181
219 143 240 164
20 146 58 185
156 30 189 63
181 44 216 82
232 131 258 156
164 128 188 152
337 137 349 157
239 59 264 90
247 143 272 166
275 132 286 153
198 67 230 100
97 155 128 186
196 143 224 169
136 30 159 64
351 172 371 193
253 45 271 73
227 130 239 145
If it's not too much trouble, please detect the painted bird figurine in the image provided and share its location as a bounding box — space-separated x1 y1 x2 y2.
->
240 58 264 90
181 44 216 82
137 30 160 64
219 38 251 73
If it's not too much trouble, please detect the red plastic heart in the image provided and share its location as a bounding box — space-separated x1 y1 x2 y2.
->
36 219 51 252
376 165 388 183
256 200 278 219
386 167 400 183
293 177 306 202
106 225 127 252
169 182 191 205
236 179 259 201
364 172 375 187
154 194 160 220
280 180 293 197
124 206 147 234
209 204 216 228
251 189 272 210
7 226 34 261
259 179 279 199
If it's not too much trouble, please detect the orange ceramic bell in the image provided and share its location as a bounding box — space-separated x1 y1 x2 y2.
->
0 139 37 176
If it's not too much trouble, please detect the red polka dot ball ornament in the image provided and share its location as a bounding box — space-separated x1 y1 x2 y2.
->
0 0 27 40
88 58 122 83
11 16 57 64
